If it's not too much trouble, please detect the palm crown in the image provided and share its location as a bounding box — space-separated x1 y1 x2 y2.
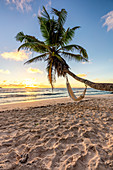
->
16 6 88 89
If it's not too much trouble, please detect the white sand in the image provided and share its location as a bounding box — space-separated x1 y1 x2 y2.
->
0 94 113 169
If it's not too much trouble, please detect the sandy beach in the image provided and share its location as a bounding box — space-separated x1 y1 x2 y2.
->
0 95 113 170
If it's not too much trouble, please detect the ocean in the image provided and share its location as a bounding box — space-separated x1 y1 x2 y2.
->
0 87 112 105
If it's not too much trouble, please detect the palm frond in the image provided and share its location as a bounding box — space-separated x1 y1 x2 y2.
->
18 41 51 53
16 32 44 44
58 44 88 60
38 17 50 41
24 53 49 64
58 44 77 52
18 42 47 53
38 16 57 45
15 32 25 42
61 52 88 62
41 6 50 20
51 8 67 46
52 8 67 26
75 45 88 59
61 26 80 45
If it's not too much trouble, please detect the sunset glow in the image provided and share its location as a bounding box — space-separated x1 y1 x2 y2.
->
0 0 113 89
23 79 38 88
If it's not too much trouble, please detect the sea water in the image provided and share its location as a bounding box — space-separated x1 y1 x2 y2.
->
0 88 112 104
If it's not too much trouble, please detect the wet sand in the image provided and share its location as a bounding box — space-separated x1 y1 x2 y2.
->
0 95 113 169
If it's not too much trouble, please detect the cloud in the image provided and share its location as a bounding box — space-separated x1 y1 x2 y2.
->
27 67 43 74
102 11 113 31
82 60 92 64
3 80 7 83
45 0 51 10
32 13 36 18
22 78 39 87
6 0 10 3
38 0 51 17
5 0 33 12
77 74 87 77
1 50 30 61
38 7 41 17
0 69 10 74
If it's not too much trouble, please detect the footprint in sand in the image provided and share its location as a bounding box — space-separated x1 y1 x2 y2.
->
28 146 54 161
60 135 77 145
67 145 97 170
45 137 59 148
64 147 79 156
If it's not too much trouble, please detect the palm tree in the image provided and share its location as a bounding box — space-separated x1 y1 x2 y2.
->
16 6 113 91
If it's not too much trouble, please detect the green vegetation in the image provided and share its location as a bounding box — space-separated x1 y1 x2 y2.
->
16 6 113 91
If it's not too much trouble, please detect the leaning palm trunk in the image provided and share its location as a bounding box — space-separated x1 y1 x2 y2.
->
67 70 113 91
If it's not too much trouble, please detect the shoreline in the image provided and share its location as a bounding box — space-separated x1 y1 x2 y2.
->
0 94 113 112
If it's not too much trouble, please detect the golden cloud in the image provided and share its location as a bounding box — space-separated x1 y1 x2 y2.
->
0 69 10 74
82 60 92 64
77 74 87 77
1 50 30 61
27 67 43 74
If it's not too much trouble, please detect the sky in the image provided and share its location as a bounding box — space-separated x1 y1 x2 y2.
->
0 0 113 88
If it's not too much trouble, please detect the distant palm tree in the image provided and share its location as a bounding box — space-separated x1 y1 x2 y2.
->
16 6 113 91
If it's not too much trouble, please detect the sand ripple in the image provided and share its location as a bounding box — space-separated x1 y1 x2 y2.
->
0 98 113 169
